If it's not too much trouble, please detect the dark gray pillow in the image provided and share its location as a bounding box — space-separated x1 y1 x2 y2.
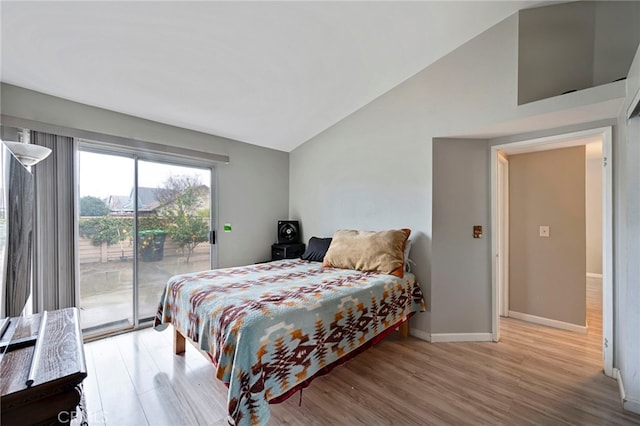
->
300 237 332 262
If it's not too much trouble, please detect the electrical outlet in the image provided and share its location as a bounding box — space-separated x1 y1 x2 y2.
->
539 225 550 237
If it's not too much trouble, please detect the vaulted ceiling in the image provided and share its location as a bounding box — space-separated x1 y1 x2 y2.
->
1 1 549 152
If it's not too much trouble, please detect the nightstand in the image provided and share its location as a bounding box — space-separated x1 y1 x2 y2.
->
271 243 305 260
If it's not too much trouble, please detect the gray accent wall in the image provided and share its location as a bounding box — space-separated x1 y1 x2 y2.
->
593 1 640 86
518 2 596 104
432 139 491 333
508 147 586 327
0 83 289 268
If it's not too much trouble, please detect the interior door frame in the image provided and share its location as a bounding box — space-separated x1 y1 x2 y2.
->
490 126 613 378
496 152 509 317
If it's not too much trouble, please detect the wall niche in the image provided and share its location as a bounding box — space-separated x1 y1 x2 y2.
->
518 1 640 105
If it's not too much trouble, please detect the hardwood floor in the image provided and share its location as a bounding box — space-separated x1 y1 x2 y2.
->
83 277 639 425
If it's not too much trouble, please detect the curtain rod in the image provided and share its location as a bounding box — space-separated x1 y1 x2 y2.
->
0 114 230 165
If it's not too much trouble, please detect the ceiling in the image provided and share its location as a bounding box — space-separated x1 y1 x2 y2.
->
1 1 548 152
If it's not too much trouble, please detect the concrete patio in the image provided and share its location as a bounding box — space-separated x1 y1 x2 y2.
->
79 246 211 334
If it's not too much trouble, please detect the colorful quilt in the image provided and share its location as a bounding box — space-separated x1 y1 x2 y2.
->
154 259 426 425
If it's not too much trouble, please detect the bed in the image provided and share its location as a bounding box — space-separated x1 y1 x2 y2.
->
154 231 426 426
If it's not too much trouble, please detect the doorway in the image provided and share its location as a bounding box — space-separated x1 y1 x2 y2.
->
77 146 215 337
491 126 613 377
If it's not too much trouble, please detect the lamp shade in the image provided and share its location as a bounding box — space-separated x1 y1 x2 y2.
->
3 141 52 167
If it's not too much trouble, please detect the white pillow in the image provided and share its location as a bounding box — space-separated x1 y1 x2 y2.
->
403 239 412 265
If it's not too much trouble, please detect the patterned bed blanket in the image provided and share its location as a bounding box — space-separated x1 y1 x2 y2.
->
154 259 426 425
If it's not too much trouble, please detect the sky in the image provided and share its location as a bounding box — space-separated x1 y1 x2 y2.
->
78 151 210 199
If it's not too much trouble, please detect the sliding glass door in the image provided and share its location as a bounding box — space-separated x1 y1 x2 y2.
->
136 160 211 323
77 147 214 336
78 151 135 333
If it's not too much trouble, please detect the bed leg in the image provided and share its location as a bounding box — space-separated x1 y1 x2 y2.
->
399 320 410 338
173 327 186 354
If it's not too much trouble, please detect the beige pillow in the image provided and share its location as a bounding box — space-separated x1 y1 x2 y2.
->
322 229 411 278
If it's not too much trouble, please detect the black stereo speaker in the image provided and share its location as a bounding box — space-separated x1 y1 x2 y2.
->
277 220 300 244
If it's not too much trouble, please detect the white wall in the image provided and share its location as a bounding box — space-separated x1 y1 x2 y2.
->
290 9 629 337
291 15 523 334
617 39 640 411
290 3 640 404
0 83 290 268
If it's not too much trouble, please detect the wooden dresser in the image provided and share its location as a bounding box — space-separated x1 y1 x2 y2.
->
0 307 87 425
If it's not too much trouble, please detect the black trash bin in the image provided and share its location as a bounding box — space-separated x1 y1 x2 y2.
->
139 230 166 262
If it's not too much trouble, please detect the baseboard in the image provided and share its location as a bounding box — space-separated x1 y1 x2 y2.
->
508 311 587 334
409 328 431 342
408 329 493 343
429 333 492 343
587 272 603 279
615 368 640 414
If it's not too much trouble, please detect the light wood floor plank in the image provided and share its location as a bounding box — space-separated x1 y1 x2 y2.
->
83 277 640 425
80 343 107 425
90 336 150 426
137 378 201 426
137 329 229 423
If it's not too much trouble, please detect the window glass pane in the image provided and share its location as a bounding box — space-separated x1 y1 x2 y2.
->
78 151 134 334
136 160 211 322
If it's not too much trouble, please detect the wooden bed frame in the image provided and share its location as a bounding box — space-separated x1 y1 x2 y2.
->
173 318 410 355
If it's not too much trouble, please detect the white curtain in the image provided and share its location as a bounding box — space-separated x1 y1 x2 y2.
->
31 131 76 312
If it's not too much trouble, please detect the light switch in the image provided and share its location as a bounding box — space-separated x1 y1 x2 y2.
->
539 225 550 238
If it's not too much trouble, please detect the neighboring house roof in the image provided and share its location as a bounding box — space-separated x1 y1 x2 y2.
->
108 184 211 215
108 187 160 214
107 195 130 213
129 187 161 212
